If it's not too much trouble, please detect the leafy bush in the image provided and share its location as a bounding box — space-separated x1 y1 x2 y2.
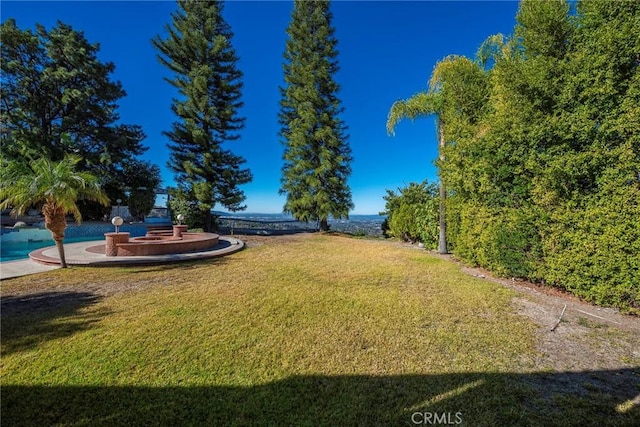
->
167 187 210 230
381 181 439 248
447 2 640 312
122 160 162 221
542 179 640 313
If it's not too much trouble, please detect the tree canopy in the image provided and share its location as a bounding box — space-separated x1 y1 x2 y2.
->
0 19 157 219
0 19 146 171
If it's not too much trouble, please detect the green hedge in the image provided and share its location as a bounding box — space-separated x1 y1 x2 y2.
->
541 185 640 312
447 183 639 313
449 202 543 280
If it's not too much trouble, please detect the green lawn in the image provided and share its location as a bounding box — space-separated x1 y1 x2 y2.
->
1 234 638 426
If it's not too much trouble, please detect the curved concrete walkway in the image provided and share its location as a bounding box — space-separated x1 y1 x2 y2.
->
0 236 244 279
0 259 60 280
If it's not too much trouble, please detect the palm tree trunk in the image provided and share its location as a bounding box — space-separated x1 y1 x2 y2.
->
437 117 447 254
45 205 68 268
438 181 446 254
54 238 68 268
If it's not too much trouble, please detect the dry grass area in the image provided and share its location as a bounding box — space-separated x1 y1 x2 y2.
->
1 233 638 426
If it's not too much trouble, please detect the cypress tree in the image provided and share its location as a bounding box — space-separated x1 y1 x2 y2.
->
279 0 353 231
153 0 251 231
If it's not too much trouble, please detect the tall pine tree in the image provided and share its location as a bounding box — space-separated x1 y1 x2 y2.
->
279 0 353 231
153 0 251 231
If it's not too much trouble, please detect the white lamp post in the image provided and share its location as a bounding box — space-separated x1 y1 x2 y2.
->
112 216 124 234
177 214 185 225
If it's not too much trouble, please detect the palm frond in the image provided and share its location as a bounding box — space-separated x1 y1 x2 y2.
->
0 155 108 222
429 55 465 91
386 91 441 136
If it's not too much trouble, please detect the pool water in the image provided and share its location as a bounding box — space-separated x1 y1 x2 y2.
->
0 236 102 262
0 223 148 263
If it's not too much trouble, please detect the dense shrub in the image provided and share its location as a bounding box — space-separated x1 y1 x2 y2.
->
449 202 543 279
381 181 439 248
453 1 639 312
388 1 640 312
167 188 210 230
542 174 640 313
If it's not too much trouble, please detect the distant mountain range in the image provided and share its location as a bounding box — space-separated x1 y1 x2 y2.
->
214 212 386 236
214 212 385 221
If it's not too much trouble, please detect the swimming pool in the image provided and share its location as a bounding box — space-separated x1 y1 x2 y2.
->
0 223 148 262
0 236 102 262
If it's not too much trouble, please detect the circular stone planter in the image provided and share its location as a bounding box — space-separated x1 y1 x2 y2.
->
113 232 220 256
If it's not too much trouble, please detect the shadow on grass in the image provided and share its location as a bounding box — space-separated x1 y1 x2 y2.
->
3 369 639 426
1 291 106 355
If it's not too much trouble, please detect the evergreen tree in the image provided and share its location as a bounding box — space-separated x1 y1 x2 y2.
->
0 19 148 218
153 0 251 231
279 0 353 231
121 159 162 221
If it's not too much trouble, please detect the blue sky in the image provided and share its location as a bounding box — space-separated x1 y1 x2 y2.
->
2 1 519 214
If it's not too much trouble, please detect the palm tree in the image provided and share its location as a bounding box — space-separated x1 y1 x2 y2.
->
387 55 486 254
387 82 447 253
0 155 109 267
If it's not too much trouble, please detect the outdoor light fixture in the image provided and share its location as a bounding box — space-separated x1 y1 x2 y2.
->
112 216 124 233
177 214 185 225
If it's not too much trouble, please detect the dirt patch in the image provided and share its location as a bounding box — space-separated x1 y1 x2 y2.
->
436 253 640 411
452 263 640 362
387 240 639 413
386 241 639 368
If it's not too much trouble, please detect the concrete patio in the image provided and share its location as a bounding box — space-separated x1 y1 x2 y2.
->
0 236 244 279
